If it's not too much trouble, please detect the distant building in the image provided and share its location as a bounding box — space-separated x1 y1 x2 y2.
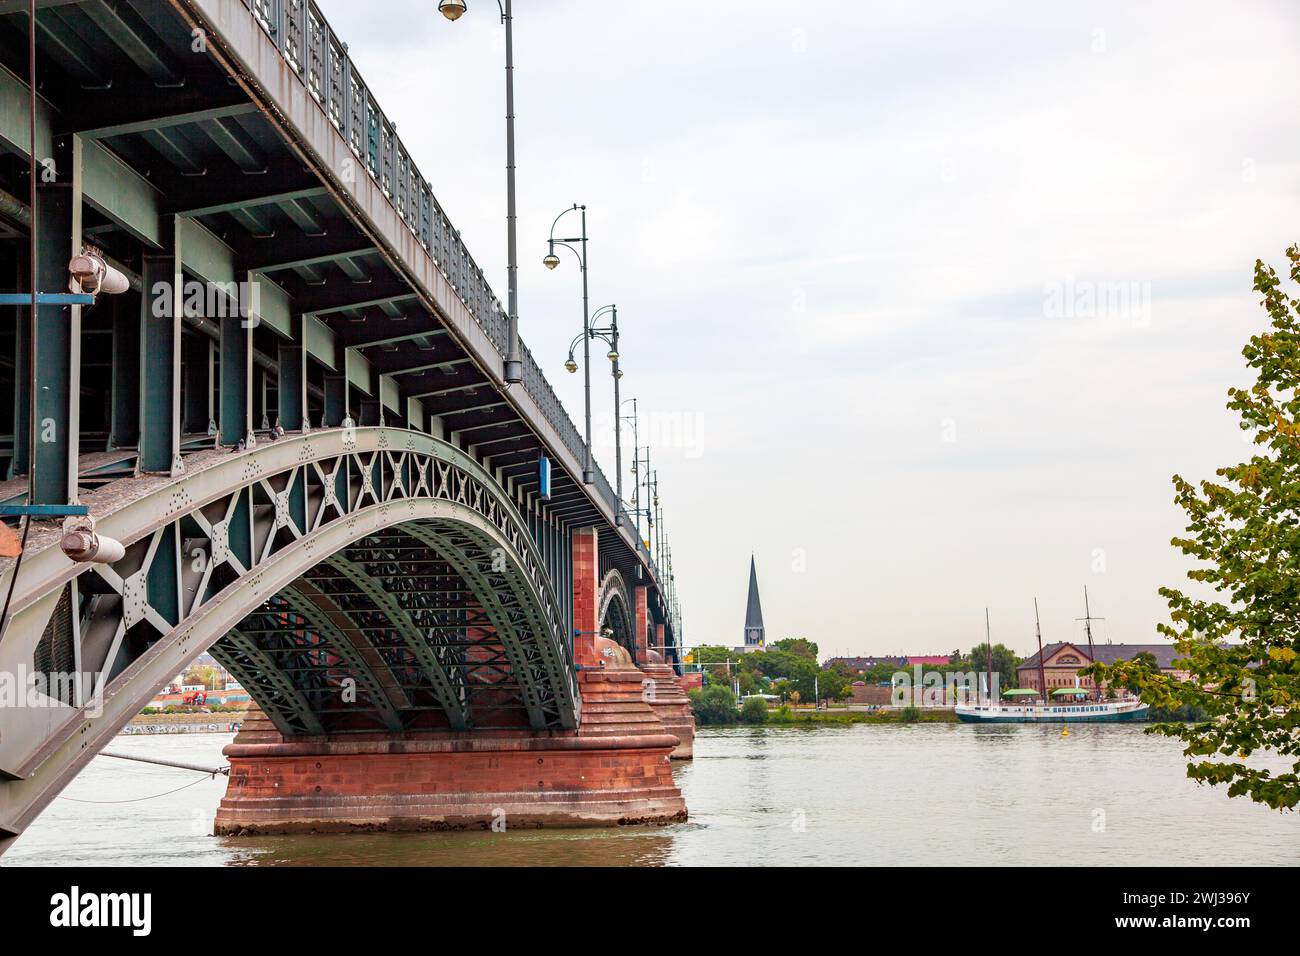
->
826 654 954 672
736 556 765 653
905 655 952 667
1017 642 1187 693
826 655 907 672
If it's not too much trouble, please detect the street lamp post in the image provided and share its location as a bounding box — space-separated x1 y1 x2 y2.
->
546 204 595 483
438 0 522 384
562 303 622 510
622 398 639 537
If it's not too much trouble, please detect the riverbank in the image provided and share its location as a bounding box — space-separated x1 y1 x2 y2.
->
125 707 251 735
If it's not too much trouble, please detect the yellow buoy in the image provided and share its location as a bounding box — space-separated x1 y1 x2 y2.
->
1061 726 1069 737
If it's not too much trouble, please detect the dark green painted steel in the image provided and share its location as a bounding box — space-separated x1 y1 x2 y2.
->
109 295 140 450
277 315 306 431
8 251 30 480
322 372 347 427
138 253 180 472
30 134 78 505
182 331 212 434
359 398 381 427
146 523 181 628
219 309 250 446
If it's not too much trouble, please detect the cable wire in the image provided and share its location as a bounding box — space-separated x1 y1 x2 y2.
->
56 773 226 805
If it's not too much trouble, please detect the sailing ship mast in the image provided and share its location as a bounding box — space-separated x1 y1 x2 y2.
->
1034 598 1048 704
985 608 994 705
1077 586 1105 701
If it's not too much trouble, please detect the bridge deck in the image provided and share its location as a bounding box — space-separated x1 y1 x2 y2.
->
0 0 664 590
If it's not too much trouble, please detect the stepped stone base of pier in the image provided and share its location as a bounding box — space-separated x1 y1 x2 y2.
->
214 649 686 835
641 650 696 759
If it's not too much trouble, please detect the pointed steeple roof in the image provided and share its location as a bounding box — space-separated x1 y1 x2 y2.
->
745 556 764 630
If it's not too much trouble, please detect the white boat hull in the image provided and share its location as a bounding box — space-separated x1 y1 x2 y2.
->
955 699 1149 723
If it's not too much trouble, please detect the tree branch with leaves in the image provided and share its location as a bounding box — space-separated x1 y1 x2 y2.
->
1088 245 1300 811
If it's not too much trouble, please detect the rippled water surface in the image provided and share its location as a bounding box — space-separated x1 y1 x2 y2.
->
7 723 1299 866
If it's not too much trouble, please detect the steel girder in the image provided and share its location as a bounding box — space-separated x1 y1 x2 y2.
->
0 427 577 846
314 552 469 729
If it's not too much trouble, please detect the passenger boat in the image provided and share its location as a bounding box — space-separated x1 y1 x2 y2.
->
955 695 1149 723
956 593 1150 724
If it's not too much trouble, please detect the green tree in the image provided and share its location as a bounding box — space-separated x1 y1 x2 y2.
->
1089 247 1300 811
740 696 769 724
1118 651 1159 695
814 663 853 703
770 637 818 660
965 643 1023 692
689 645 734 664
688 686 739 726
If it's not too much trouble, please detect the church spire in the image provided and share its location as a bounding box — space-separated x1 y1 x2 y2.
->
741 555 765 651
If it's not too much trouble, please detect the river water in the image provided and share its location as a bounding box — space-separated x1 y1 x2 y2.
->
5 723 1298 866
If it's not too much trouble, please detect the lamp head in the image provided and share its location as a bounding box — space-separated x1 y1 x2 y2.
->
606 348 619 362
564 356 578 374
438 0 467 21
543 251 561 271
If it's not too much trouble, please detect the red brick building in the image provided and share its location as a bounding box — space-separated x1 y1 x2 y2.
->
1017 642 1186 693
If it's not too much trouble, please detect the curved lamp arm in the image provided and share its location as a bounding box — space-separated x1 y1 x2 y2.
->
548 204 582 242
548 240 584 271
545 204 586 269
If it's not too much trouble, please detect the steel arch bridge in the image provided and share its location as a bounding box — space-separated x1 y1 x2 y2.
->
0 0 685 850
1 428 588 838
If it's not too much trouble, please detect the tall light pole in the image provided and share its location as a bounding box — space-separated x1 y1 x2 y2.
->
545 204 595 483
642 446 654 554
622 399 639 536
564 305 622 516
437 0 522 384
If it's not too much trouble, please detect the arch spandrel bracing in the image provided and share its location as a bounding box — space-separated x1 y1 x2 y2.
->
0 428 578 841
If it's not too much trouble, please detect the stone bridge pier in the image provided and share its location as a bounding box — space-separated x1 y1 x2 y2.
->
215 528 692 834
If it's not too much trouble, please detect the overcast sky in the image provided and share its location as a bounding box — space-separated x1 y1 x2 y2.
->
316 0 1299 659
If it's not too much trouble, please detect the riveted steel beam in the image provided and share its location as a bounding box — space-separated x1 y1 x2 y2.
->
300 285 417 318
175 184 328 221
211 628 325 736
339 326 449 352
80 0 185 88
107 295 140 450
277 314 308 432
400 523 551 730
72 102 260 140
228 204 273 238
141 125 206 175
278 196 324 235
283 578 408 731
219 286 254 447
322 553 468 729
181 330 214 434
137 231 183 474
29 132 81 504
23 8 110 88
241 234 370 274
202 116 267 174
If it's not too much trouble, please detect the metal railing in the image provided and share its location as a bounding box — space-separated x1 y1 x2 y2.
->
238 0 638 531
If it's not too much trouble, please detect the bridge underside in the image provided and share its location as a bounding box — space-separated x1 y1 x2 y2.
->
218 521 574 738
0 0 687 852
